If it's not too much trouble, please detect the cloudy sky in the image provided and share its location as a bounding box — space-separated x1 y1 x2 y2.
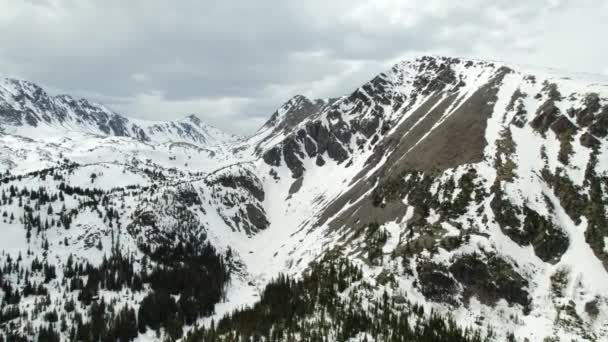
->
1 0 607 135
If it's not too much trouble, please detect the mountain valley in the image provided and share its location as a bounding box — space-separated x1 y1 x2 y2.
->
0 55 607 341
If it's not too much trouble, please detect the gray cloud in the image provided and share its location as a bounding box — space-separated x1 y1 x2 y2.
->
0 0 606 135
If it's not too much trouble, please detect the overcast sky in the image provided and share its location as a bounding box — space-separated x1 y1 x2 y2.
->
1 0 607 135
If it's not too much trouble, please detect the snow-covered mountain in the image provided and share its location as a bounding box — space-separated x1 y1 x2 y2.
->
1 56 608 341
0 78 239 145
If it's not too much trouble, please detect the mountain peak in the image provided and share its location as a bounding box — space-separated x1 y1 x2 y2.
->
288 94 310 103
4 77 44 90
394 54 608 84
260 94 323 130
183 113 203 125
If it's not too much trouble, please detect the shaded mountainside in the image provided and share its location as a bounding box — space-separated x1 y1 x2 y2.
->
0 56 608 341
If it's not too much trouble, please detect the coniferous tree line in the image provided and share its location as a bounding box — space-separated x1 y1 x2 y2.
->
0 163 229 341
183 254 499 342
0 241 230 341
0 175 229 341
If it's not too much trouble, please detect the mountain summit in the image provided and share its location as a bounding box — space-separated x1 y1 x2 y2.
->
0 55 607 341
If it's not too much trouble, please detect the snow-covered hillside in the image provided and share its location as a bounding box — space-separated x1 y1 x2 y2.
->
1 56 607 341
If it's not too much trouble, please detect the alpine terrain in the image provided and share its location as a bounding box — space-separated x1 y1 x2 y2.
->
0 55 607 341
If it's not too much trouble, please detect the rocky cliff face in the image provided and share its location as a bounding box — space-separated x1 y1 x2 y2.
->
249 56 608 339
0 56 607 341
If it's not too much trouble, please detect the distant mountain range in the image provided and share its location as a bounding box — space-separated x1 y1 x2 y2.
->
0 78 239 145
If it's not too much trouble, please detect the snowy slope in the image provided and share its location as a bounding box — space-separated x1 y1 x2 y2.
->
1 56 608 341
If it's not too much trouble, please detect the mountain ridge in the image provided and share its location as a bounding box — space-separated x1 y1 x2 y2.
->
0 77 240 146
0 55 607 341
